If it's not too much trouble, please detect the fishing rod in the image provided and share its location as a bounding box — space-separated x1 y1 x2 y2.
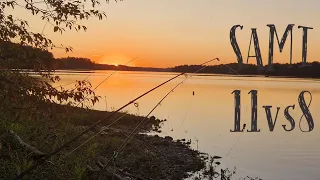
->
14 58 218 180
100 60 219 170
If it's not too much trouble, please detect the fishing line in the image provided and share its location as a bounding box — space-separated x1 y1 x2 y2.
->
91 57 138 93
56 114 127 163
220 61 307 131
59 112 155 165
217 60 285 159
53 72 92 89
225 124 246 157
179 91 194 130
54 57 136 90
100 58 220 170
60 58 136 132
59 60 135 136
89 60 214 169
41 1 50 35
14 58 217 180
216 60 247 158
58 109 166 166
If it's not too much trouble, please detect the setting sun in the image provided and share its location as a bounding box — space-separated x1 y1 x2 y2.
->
99 54 132 66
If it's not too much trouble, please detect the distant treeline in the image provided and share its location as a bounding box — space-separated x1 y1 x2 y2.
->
55 57 167 72
2 42 320 78
172 62 320 78
55 57 320 78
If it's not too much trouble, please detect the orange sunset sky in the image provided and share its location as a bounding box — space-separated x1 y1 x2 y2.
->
12 0 320 67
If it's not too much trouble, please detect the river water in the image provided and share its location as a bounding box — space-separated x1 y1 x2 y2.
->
54 70 320 180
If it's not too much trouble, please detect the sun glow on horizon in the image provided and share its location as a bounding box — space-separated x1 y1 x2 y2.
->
99 54 134 66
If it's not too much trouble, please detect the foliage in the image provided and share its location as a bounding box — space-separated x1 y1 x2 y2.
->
0 0 123 109
0 41 54 70
0 1 121 177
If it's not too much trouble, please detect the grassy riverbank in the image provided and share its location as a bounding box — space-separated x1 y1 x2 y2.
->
0 102 206 180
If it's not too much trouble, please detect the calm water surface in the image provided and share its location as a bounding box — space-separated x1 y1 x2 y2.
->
54 70 320 180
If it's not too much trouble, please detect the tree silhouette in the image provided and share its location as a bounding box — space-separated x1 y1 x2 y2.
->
0 0 120 112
